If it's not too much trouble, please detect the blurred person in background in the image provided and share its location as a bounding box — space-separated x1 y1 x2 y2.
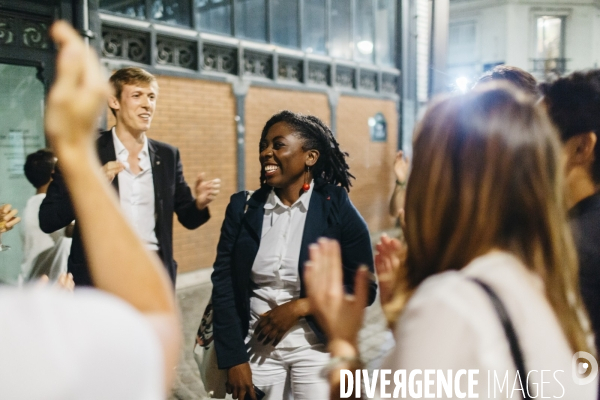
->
1 21 180 399
20 149 72 282
305 84 597 399
211 111 377 400
476 65 539 97
388 150 409 222
542 71 600 356
388 65 538 226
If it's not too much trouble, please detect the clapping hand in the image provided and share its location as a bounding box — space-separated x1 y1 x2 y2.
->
375 234 406 308
304 238 371 350
195 173 221 210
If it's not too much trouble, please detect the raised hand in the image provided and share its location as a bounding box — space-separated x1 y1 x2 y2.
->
304 238 370 350
195 172 221 210
394 150 410 185
44 21 109 157
375 234 406 308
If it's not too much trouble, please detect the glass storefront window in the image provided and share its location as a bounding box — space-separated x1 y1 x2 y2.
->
0 64 46 284
355 0 374 63
376 0 396 66
100 0 146 19
196 0 233 35
151 0 192 26
303 0 326 54
330 0 352 60
271 0 299 48
235 0 267 42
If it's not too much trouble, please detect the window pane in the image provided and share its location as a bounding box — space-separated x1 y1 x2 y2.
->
376 0 395 65
0 64 46 283
150 0 192 26
196 0 232 35
271 0 298 47
100 0 146 19
536 16 563 58
330 0 352 59
448 21 476 65
355 0 374 63
235 0 267 41
303 0 326 53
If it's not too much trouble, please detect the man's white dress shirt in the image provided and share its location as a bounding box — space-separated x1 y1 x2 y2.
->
247 181 318 348
112 129 159 251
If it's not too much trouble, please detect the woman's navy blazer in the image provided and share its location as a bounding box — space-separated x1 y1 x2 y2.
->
211 183 377 369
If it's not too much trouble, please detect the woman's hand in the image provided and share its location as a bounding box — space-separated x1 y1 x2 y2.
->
227 362 256 400
0 204 20 233
255 299 310 346
375 234 406 308
304 238 370 350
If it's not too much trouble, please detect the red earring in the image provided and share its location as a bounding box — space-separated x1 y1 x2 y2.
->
302 166 310 192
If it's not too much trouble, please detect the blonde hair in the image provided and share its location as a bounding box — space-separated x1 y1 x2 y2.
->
387 83 591 354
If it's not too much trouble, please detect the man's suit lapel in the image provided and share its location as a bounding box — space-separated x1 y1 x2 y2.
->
148 139 163 218
243 187 269 244
97 130 119 193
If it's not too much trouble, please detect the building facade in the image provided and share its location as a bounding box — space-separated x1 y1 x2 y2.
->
0 0 403 281
447 0 600 86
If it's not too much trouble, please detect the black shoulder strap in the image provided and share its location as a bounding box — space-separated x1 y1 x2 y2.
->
470 278 532 399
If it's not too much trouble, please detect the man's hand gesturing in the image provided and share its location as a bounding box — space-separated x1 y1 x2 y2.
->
102 161 125 182
195 173 221 210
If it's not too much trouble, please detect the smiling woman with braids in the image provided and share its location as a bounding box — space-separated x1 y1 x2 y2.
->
210 111 377 400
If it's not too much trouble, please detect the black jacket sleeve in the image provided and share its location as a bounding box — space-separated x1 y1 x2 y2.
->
211 191 249 369
173 149 210 229
39 165 75 234
338 189 377 306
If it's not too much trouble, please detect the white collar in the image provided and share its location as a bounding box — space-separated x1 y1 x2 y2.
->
111 127 149 158
264 180 314 211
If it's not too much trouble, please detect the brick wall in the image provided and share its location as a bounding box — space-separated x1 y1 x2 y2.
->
336 96 399 233
108 77 398 273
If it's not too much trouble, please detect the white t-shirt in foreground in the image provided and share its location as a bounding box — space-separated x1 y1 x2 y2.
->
377 251 597 399
0 287 164 400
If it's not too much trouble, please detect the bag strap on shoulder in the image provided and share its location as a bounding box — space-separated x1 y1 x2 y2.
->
470 277 532 399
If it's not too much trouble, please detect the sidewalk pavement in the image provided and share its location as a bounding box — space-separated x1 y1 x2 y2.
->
169 230 399 400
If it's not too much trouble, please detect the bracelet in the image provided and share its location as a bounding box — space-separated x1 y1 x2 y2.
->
395 179 407 189
320 355 362 378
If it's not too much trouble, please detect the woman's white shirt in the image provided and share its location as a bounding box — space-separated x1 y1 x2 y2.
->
248 182 318 347
0 287 164 400
378 251 597 399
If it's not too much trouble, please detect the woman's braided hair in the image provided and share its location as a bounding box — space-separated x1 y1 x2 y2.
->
259 110 354 191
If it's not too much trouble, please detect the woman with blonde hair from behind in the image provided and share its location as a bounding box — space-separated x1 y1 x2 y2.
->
305 83 597 399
